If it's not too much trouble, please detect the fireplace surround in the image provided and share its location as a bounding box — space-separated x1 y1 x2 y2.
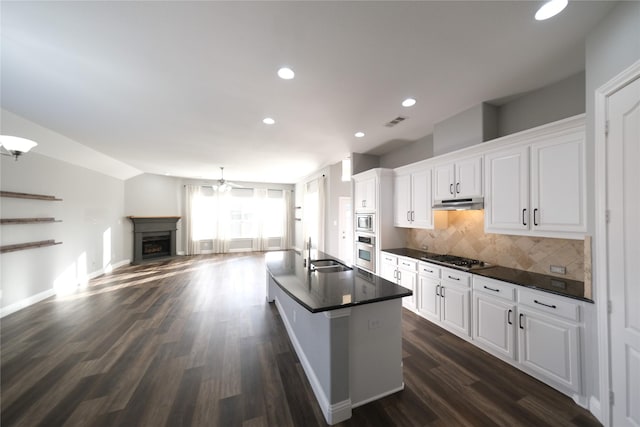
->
128 216 180 264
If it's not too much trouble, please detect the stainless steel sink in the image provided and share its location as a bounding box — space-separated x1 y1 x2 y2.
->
310 259 352 273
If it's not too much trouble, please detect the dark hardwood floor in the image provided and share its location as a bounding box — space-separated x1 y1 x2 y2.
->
1 253 601 426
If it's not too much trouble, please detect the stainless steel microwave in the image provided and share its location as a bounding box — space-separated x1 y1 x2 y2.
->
355 213 374 233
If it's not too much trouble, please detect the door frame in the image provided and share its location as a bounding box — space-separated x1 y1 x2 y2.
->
594 58 640 427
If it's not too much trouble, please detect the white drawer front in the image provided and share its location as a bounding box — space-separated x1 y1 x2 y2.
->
518 289 580 322
473 276 516 302
418 262 441 279
441 267 471 287
398 257 417 271
381 253 398 265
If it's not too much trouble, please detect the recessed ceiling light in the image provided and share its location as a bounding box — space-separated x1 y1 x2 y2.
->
355 132 365 138
277 67 295 80
263 117 275 125
402 98 417 107
535 0 568 20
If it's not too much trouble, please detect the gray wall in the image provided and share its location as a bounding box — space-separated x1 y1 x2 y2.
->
379 134 434 169
351 153 379 175
433 103 498 156
498 71 586 137
1 153 125 312
583 0 640 404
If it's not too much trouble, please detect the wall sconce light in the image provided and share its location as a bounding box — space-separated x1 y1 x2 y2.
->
0 135 38 160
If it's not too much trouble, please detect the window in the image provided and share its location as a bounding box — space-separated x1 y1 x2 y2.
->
229 188 255 239
192 188 218 240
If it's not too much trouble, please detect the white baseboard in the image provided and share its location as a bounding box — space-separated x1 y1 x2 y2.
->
274 297 352 425
589 396 602 423
0 258 132 318
351 383 405 409
0 288 56 318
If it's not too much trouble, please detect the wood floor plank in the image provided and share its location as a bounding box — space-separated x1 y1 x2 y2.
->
1 253 601 427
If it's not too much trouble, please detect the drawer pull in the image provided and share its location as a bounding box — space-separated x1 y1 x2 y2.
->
519 313 524 329
402 262 411 267
534 299 556 309
483 285 500 292
423 268 433 273
447 275 460 281
507 309 513 325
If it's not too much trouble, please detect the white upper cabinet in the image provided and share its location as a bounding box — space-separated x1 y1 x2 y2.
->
485 146 530 232
530 132 586 233
393 173 412 227
485 116 586 238
394 167 434 229
434 157 482 201
354 176 376 212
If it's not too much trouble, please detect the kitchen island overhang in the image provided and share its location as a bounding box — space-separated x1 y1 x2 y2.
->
265 250 412 425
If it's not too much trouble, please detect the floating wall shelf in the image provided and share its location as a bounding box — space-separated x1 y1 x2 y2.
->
0 191 63 201
1 218 62 225
0 240 63 254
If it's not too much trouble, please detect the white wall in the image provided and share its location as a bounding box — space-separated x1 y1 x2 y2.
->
1 153 126 315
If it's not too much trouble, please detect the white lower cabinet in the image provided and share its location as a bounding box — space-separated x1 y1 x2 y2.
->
380 252 418 312
517 306 581 394
473 292 516 361
472 275 583 397
418 264 471 339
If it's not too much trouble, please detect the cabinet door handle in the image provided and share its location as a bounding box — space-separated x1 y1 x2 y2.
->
519 313 524 329
456 182 460 194
407 211 411 222
393 270 397 279
534 299 557 309
507 309 513 325
411 211 415 221
397 270 401 281
450 183 454 195
440 286 445 298
447 275 460 281
522 209 527 226
533 208 539 226
483 285 500 292
435 285 440 297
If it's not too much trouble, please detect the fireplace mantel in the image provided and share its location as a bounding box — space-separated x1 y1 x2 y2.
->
128 216 181 264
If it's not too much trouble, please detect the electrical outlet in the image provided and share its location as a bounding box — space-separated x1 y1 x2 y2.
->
550 265 566 275
368 319 381 330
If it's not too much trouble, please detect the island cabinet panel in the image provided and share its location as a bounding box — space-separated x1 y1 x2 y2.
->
265 250 410 425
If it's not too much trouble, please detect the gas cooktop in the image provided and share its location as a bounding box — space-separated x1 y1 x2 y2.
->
420 254 492 271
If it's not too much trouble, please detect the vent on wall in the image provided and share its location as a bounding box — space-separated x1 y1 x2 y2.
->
384 116 408 127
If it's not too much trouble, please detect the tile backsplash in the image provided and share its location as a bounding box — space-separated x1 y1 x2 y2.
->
407 210 585 281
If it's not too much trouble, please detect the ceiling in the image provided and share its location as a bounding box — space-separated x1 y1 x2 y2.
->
1 1 615 184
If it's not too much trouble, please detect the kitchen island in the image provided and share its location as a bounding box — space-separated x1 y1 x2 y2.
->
265 250 412 425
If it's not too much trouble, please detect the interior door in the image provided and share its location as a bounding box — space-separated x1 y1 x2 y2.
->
338 197 353 265
607 76 640 427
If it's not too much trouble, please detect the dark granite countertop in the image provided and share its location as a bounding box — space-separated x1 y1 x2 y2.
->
266 250 412 313
382 248 593 303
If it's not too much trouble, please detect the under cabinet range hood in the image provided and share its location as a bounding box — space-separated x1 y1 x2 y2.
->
432 197 484 211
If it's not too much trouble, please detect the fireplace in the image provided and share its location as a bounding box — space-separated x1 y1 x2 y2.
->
128 216 181 264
